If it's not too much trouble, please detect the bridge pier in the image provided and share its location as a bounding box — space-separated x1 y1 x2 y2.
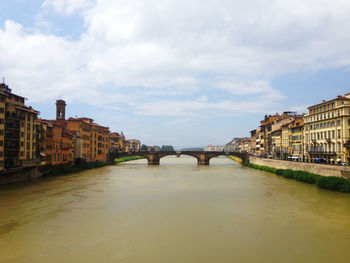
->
148 158 160 165
198 154 209 165
147 153 160 165
198 159 209 165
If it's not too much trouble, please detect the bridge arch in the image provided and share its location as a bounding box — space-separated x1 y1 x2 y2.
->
157 153 199 164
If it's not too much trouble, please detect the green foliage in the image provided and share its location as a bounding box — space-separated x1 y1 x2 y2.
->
161 145 174 151
114 156 145 163
245 162 350 193
44 160 107 177
316 176 350 192
141 144 148 151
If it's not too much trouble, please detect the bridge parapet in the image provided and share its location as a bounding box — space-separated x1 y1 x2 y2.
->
109 151 248 165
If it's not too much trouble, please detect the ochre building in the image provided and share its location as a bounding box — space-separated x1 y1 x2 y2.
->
0 82 39 172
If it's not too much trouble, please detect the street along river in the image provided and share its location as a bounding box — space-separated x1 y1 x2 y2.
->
1 156 350 262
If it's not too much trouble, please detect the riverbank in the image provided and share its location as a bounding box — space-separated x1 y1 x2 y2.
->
44 159 108 177
243 162 350 193
250 156 350 178
228 155 243 163
114 156 145 163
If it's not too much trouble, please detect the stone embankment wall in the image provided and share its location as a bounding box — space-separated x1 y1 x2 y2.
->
249 156 350 179
0 167 42 185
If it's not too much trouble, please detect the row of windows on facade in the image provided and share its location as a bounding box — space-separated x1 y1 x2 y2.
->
306 130 343 140
52 153 72 162
14 151 36 159
1 94 25 103
0 129 36 136
306 144 343 153
305 110 349 122
305 119 349 131
4 141 37 149
52 142 71 150
1 111 36 122
309 102 336 114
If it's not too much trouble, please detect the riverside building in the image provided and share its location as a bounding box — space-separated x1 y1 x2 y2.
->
303 93 350 164
0 82 39 171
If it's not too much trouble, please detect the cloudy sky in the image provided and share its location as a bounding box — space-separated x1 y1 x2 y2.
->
0 0 350 148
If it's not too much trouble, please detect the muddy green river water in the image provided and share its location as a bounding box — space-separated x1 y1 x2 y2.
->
1 156 350 262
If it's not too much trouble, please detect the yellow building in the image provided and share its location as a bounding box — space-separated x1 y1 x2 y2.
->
109 132 126 153
0 82 39 171
304 93 350 164
289 118 304 161
281 123 290 159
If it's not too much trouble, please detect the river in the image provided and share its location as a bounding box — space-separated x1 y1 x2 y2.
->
1 156 350 262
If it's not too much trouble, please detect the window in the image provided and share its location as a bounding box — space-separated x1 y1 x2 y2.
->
338 143 342 153
20 151 24 157
338 129 341 138
332 130 335 138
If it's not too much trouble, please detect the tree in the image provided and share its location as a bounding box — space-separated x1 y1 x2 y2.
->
141 144 148 152
161 145 174 151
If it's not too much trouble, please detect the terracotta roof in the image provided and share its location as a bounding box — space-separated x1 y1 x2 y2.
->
15 106 39 114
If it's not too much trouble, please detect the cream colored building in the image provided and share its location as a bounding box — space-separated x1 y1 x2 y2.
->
303 93 350 164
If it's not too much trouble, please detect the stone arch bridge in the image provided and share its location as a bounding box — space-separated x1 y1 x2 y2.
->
109 151 249 165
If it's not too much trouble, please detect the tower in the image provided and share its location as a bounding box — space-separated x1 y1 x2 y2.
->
56 100 66 120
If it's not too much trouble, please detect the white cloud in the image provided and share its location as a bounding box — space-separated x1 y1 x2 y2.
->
1 0 350 116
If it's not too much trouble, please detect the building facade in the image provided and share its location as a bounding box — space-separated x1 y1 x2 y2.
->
304 94 350 164
0 83 39 171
